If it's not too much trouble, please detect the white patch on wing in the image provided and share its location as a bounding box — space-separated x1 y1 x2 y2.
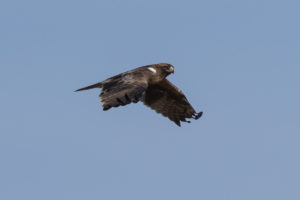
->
147 67 157 73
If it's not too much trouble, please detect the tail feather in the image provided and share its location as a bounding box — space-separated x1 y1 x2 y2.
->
75 82 103 92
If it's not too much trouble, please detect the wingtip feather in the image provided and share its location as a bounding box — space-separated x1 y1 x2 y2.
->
194 112 203 120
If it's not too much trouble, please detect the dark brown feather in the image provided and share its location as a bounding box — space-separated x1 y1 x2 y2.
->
98 69 150 110
142 79 199 126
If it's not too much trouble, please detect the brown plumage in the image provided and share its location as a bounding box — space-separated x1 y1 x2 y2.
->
75 63 202 126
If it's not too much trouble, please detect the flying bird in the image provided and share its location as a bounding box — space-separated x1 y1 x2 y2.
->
75 63 203 126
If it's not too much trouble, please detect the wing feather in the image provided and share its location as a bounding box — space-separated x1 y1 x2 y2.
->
142 79 201 126
99 70 148 110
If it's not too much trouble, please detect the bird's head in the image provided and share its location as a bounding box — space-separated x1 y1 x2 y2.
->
156 63 174 77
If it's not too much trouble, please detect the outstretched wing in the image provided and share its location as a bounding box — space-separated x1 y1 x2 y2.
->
142 79 202 126
99 70 149 111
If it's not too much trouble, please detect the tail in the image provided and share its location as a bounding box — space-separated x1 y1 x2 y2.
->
75 82 103 92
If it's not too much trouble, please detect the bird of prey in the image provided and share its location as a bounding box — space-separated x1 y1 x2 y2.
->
75 63 203 126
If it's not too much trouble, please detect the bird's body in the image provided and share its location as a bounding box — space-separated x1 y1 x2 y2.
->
76 63 202 126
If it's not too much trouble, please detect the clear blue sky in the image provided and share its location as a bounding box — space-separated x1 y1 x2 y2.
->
1 0 299 199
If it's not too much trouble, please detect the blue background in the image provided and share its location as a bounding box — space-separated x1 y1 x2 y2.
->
1 0 299 199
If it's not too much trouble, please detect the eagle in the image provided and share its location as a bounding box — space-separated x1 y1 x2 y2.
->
76 63 203 126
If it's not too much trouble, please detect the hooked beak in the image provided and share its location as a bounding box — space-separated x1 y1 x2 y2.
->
170 66 174 74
